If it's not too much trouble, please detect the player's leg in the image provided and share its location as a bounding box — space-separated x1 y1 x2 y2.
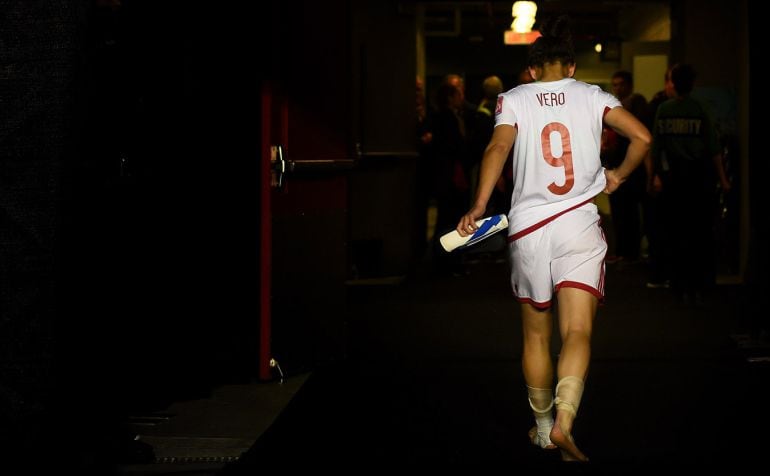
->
551 287 596 461
512 226 558 449
521 302 557 449
555 287 596 381
548 205 604 462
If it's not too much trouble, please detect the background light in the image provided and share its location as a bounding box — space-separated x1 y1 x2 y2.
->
511 1 537 33
505 1 540 45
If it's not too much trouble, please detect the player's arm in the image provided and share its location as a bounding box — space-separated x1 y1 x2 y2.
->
457 124 516 236
602 106 651 194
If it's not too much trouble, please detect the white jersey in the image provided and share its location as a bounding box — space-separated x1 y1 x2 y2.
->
495 78 621 240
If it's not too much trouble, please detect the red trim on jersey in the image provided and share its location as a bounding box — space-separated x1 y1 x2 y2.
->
603 106 612 118
508 198 594 242
555 281 605 302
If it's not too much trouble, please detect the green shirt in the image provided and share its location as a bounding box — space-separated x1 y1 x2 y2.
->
651 96 720 189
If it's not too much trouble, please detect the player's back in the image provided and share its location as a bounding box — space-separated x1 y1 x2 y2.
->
495 78 620 237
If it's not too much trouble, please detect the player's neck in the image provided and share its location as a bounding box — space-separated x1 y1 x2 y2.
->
532 62 575 82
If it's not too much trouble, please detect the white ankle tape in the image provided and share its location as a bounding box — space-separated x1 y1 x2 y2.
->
554 376 584 416
527 386 554 449
526 386 554 414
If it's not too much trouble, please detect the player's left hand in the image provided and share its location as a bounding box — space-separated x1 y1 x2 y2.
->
603 168 624 195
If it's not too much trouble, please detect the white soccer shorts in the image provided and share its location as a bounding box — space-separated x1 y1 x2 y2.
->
508 202 606 308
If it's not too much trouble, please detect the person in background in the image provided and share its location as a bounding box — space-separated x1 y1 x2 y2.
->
475 75 508 216
477 75 505 118
643 66 676 288
602 71 649 265
429 81 471 276
651 63 731 304
443 73 485 197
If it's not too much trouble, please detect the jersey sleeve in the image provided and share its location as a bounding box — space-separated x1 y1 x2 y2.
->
596 87 622 113
494 92 517 127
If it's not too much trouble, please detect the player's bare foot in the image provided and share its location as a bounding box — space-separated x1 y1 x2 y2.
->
528 426 557 449
550 420 588 462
